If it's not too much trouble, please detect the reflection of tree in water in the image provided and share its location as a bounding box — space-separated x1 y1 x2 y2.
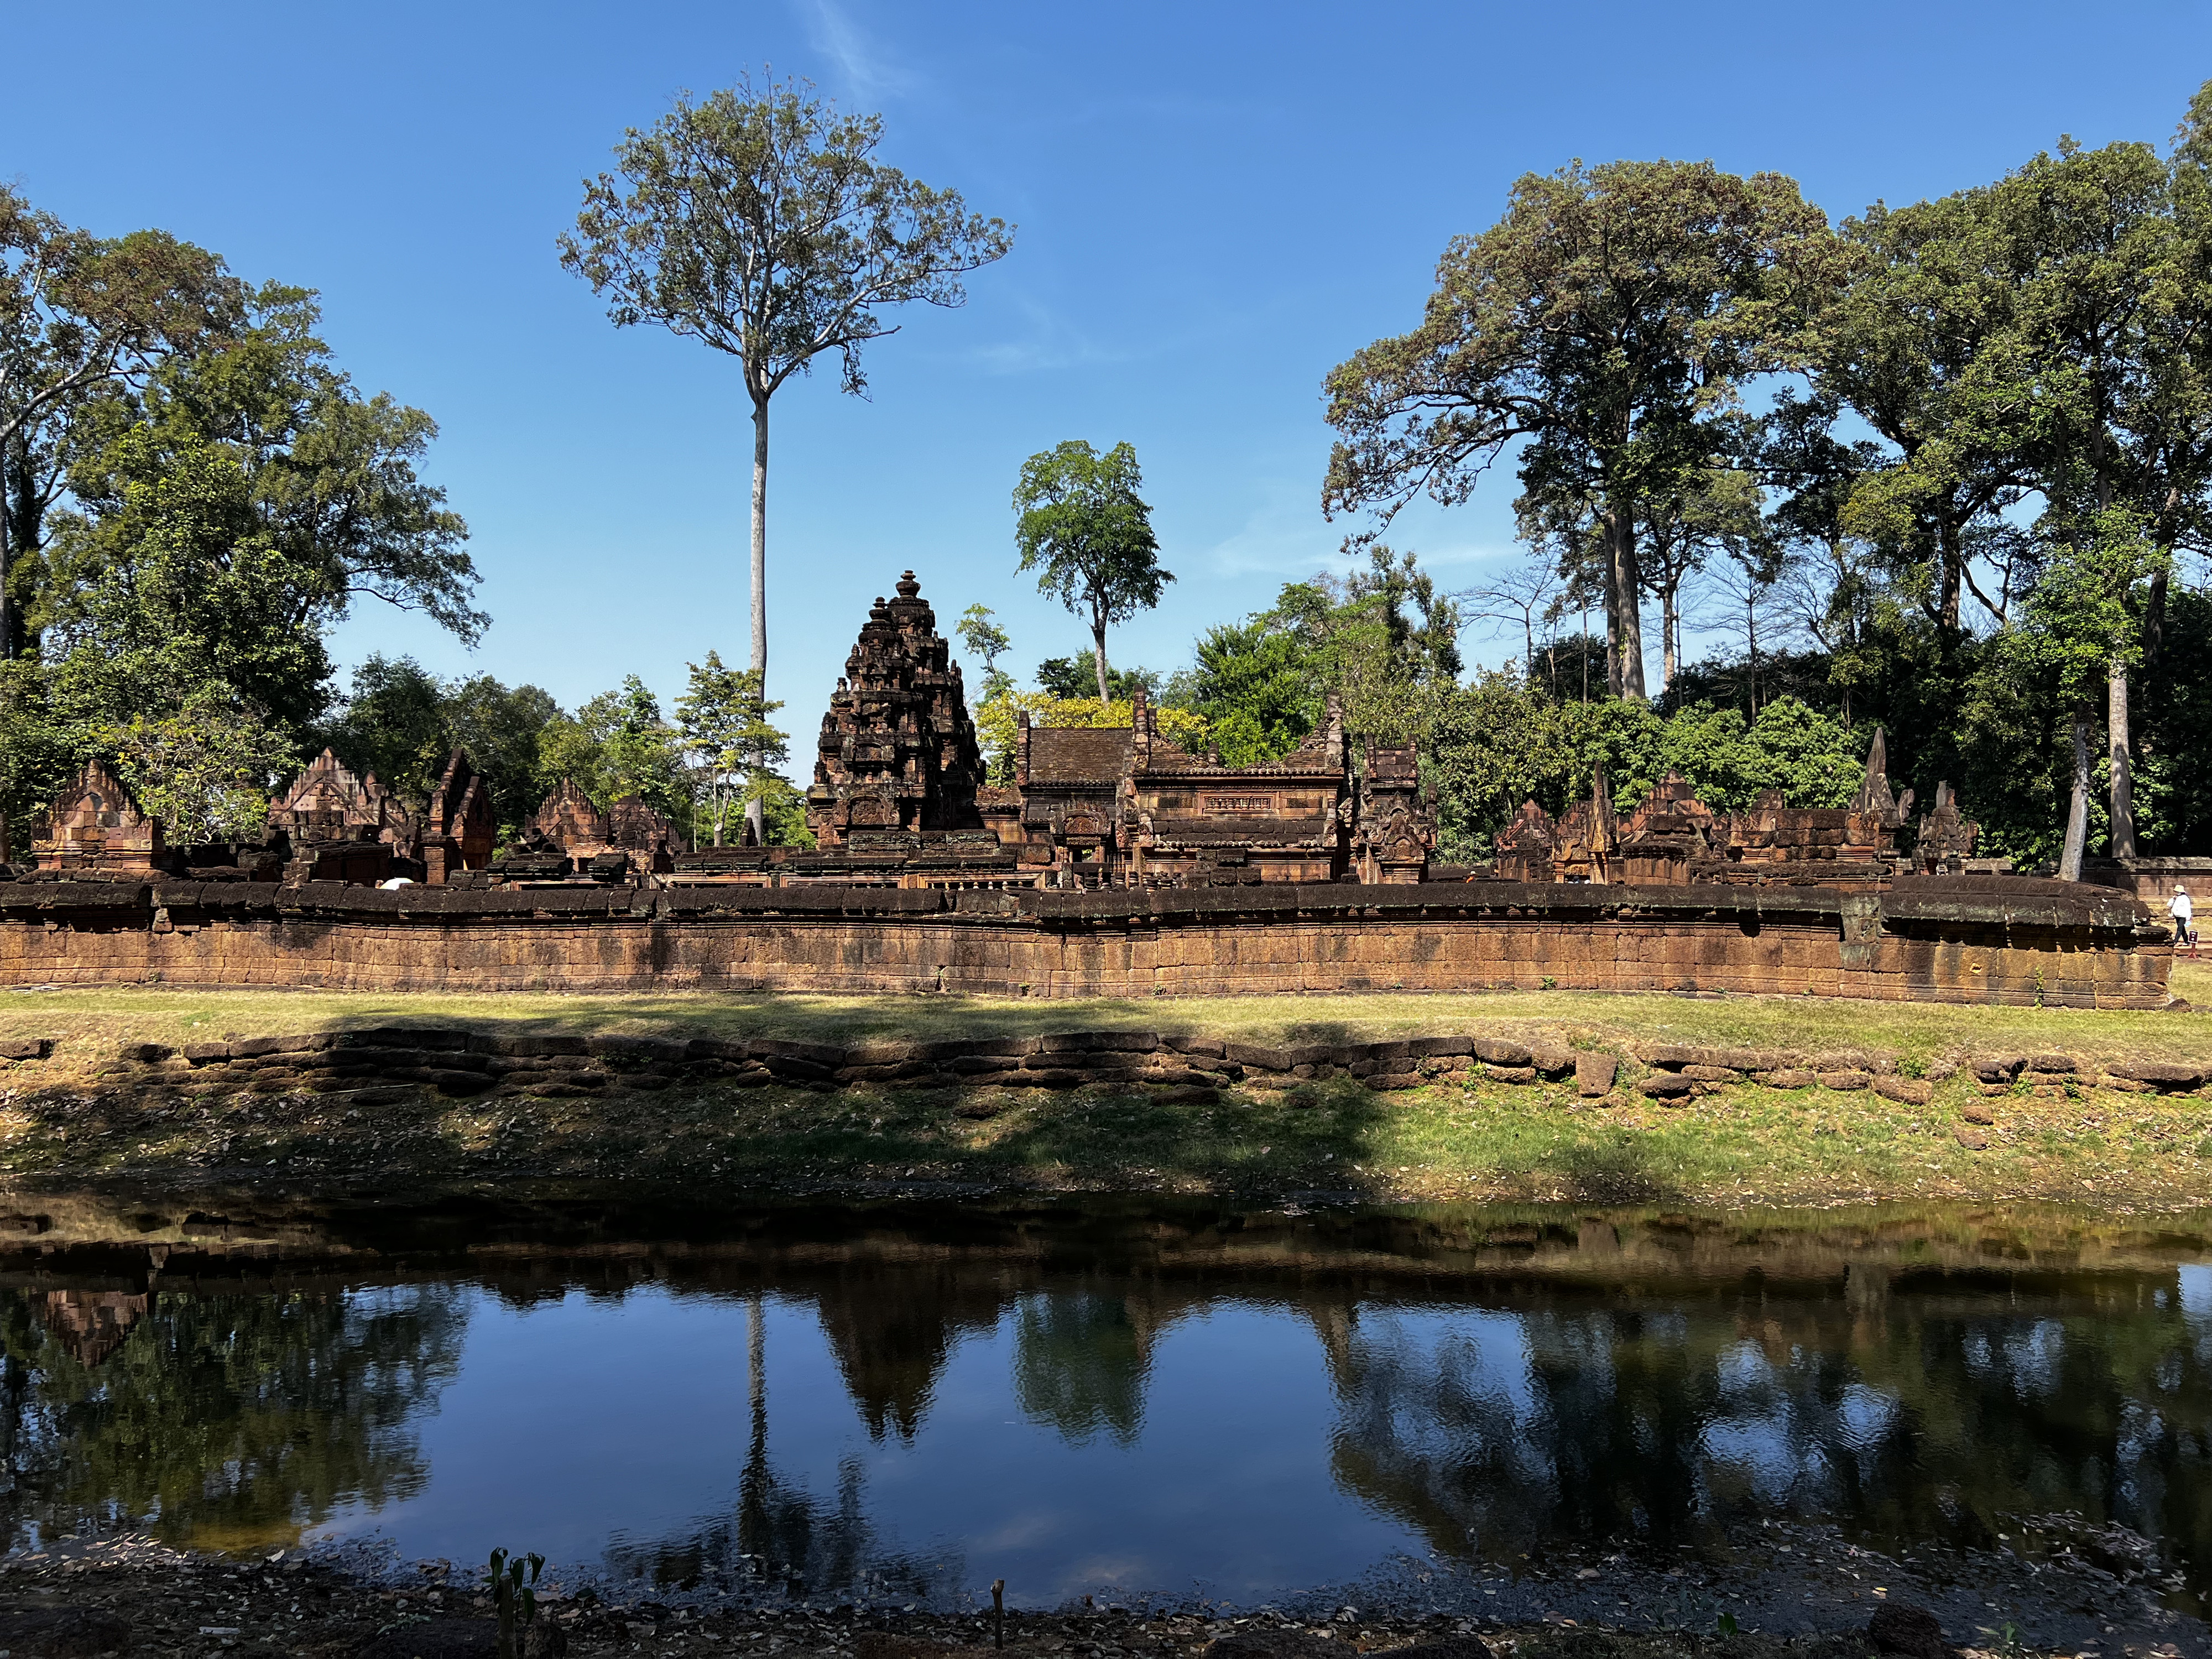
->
604 1296 961 1600
1014 1292 1151 1445
1313 1278 2212 1580
610 1274 1171 1593
0 1284 469 1554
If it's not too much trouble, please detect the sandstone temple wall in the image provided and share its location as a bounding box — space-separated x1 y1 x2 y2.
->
0 878 2168 1008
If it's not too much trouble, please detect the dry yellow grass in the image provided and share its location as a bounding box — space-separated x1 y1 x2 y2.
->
0 964 2204 1073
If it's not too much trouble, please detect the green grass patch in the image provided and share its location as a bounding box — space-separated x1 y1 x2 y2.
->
4 1061 2205 1210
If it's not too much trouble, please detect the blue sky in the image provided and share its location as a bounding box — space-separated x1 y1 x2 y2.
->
8 2 2212 737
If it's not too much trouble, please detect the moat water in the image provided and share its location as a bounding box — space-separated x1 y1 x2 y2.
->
0 1192 2206 1645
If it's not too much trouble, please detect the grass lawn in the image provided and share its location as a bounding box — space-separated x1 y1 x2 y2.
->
1 954 2208 1070
0 1042 2205 1211
2 963 2206 1208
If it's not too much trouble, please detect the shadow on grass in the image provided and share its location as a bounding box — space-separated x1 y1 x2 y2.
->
1550 1128 1687 1204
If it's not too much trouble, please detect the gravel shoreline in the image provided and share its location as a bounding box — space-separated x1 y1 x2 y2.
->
0 1517 2195 1659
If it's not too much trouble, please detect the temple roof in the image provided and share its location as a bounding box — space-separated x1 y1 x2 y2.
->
1028 728 1135 784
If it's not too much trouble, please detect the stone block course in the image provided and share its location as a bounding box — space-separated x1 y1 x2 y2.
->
0 878 2167 1005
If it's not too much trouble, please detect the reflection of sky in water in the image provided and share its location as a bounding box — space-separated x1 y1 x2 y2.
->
2002 1321 2066 1399
1836 1384 1900 1451
18 1249 2200 1608
316 1291 1418 1604
2181 1265 2212 1320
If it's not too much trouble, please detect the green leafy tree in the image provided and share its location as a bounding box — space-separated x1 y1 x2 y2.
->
560 75 1013 843
1164 620 1321 766
1326 159 1830 700
4 278 478 843
1 187 246 659
108 689 295 845
676 650 750 847
541 677 692 834
1258 548 1463 750
676 652 795 846
955 603 1013 704
57 283 480 647
1013 440 1173 702
442 675 560 836
320 659 556 840
1812 190 2037 647
322 654 450 801
1035 651 1156 702
1986 129 2212 858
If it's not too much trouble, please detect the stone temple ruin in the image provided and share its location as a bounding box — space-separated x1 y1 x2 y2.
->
0 572 2177 1007
1490 730 1991 890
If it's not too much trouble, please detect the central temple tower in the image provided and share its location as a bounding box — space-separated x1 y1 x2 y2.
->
805 571 986 847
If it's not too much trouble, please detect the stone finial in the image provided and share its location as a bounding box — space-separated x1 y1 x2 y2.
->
895 571 921 600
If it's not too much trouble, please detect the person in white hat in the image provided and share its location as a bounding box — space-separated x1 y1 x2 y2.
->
2171 884 2198 957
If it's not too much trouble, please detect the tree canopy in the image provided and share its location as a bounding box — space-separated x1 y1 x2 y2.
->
561 74 1011 841
1013 440 1173 702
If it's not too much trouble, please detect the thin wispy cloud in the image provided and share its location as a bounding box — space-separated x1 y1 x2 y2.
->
796 0 918 102
967 309 1130 376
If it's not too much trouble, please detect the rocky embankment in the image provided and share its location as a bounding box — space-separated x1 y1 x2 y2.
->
7 1025 2207 1107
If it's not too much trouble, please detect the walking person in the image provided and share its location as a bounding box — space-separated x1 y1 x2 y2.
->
2172 884 2198 958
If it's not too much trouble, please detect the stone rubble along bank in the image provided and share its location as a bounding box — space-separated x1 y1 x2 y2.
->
0 1544 2100 1659
1 1027 2204 1112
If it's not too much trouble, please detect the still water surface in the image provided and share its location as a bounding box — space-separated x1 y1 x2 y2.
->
1 1196 2207 1615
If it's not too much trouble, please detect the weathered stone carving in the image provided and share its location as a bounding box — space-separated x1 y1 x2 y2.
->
30 760 167 876
1913 781 1981 874
532 779 608 853
268 748 421 884
807 572 986 848
608 795 677 874
269 749 414 851
1486 733 1965 890
421 750 495 886
1616 771 1717 884
1354 739 1433 884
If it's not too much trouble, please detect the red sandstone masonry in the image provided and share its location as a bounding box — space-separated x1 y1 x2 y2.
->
0 877 2168 1006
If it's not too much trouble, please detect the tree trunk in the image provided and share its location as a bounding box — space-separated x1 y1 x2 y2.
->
1660 585 1679 691
2058 702 2093 881
1607 502 1647 700
0 439 12 664
1937 518 1962 639
2146 561 2170 672
1746 590 1760 716
747 397 770 847
1598 509 1622 698
2109 660 2136 859
1092 613 1110 702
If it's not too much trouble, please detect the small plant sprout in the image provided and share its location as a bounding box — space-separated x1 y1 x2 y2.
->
487 1548 546 1659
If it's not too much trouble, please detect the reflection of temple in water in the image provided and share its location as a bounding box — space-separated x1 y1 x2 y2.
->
814 1261 1014 1442
0 1202 2205 1598
36 1290 149 1369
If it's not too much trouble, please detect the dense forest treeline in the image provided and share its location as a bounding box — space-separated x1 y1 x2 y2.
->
9 80 2212 867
